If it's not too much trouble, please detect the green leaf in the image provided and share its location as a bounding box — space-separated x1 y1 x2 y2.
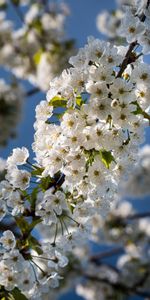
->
131 101 150 122
16 210 41 236
49 96 67 108
28 217 41 233
33 49 43 65
40 175 54 191
6 295 14 300
84 149 99 171
76 95 84 107
15 217 30 235
131 101 143 115
30 19 43 34
31 166 44 176
30 186 39 210
67 203 74 214
11 288 28 300
21 190 30 202
0 287 27 300
100 150 116 169
53 111 65 120
28 236 43 255
85 153 95 170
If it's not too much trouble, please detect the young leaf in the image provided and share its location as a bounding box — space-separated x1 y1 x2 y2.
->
31 166 44 177
28 235 43 255
131 101 143 115
33 49 43 65
100 150 116 169
15 216 30 235
76 95 84 107
49 96 67 108
30 186 39 210
30 19 43 34
40 175 54 191
131 101 150 122
11 288 28 300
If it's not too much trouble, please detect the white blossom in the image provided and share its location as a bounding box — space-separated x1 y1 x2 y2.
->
7 147 29 167
0 230 16 251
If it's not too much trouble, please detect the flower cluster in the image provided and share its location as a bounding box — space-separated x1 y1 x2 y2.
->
97 0 150 54
96 9 124 39
76 185 150 300
0 1 74 91
122 144 150 197
0 230 68 298
34 35 149 217
0 1 74 149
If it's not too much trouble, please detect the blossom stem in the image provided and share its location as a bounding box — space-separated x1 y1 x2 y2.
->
31 259 46 274
59 218 64 236
52 223 58 246
61 218 70 235
30 261 39 283
63 214 80 226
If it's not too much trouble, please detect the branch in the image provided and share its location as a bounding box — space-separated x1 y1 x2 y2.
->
90 247 123 263
140 0 150 22
117 0 150 78
26 87 40 97
146 0 150 8
89 211 150 263
117 41 138 78
127 211 150 220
